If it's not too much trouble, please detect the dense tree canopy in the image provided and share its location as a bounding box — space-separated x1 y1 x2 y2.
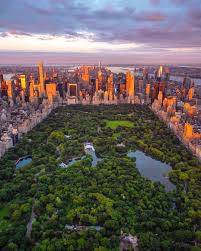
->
0 105 201 250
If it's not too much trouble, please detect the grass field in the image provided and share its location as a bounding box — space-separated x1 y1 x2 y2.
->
105 120 134 129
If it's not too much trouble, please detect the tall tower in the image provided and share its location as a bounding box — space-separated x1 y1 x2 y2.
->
7 80 14 98
126 71 130 95
46 83 57 102
188 87 194 101
39 62 45 95
164 66 169 80
99 61 102 70
19 75 26 89
82 66 90 83
29 79 35 98
157 65 163 79
126 71 135 97
146 83 151 97
95 79 99 92
108 73 113 100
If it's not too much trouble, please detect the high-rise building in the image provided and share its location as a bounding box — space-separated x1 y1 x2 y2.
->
29 79 35 98
126 71 135 97
188 87 194 101
46 83 57 99
156 65 163 80
7 80 14 98
184 123 193 139
159 65 163 77
164 66 169 80
143 68 148 80
68 83 77 97
158 91 163 105
138 79 144 93
96 79 99 92
0 74 3 83
107 73 113 100
39 62 45 95
19 75 26 89
99 61 102 70
82 66 90 83
146 83 151 97
98 68 103 87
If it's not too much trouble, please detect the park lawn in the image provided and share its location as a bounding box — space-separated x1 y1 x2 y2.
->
106 120 134 129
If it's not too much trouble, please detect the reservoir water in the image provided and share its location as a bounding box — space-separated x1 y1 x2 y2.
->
16 156 32 169
128 150 175 191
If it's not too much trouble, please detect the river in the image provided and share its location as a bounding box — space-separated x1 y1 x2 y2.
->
107 66 201 86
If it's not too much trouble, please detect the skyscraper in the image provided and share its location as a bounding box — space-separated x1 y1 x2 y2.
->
82 66 90 83
108 73 113 100
46 83 57 101
164 66 169 80
126 71 135 97
29 79 35 98
99 61 102 70
19 75 26 89
0 74 3 83
7 80 14 98
39 62 45 95
157 65 163 80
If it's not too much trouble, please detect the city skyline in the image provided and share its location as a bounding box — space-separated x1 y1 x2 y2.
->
0 0 201 64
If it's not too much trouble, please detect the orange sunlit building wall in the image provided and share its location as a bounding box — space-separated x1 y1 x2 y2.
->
46 83 56 98
145 83 150 96
81 66 90 83
126 71 135 96
120 83 125 94
184 103 197 117
184 123 193 139
19 75 26 89
183 123 201 140
167 96 176 107
188 87 194 101
95 79 99 92
39 62 45 95
29 80 35 97
107 73 113 99
7 80 14 98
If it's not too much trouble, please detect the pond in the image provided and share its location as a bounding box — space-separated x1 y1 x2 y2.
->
85 149 102 167
127 151 175 191
59 147 101 169
16 156 32 169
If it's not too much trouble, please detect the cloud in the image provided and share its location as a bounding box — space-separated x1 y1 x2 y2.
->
149 0 161 5
0 32 8 37
135 11 167 22
0 0 200 61
9 30 32 36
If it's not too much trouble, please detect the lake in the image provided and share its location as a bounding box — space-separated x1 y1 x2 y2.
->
85 149 101 167
16 156 32 169
128 150 175 191
60 150 101 169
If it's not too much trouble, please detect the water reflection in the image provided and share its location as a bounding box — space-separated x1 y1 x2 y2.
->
16 156 32 169
128 150 175 191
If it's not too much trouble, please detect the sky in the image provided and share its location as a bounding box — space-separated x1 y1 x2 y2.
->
0 0 201 64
